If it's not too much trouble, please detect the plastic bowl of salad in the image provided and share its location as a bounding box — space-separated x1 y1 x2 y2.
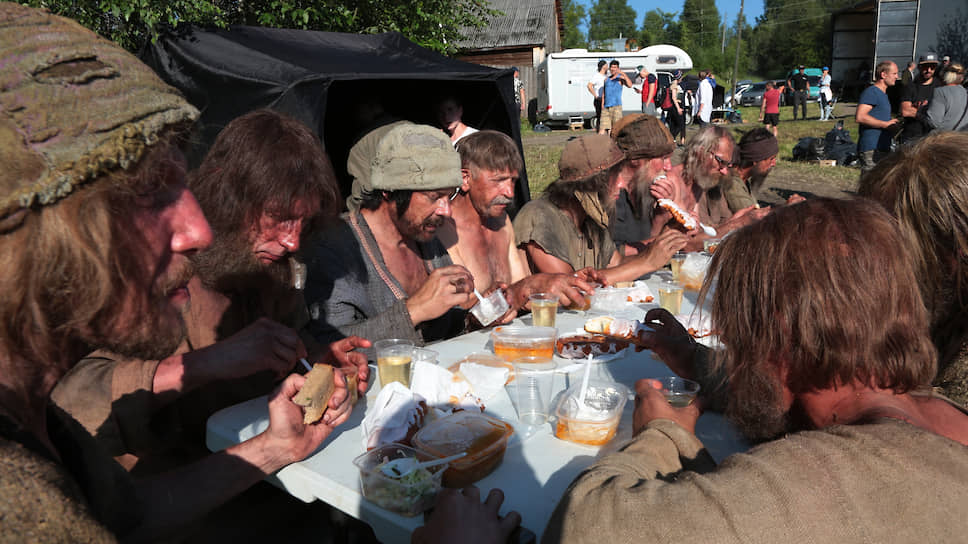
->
352 443 445 517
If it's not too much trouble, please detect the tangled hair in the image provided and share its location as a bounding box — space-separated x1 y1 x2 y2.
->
456 130 524 177
858 131 968 366
359 189 414 218
941 62 965 85
544 164 617 213
683 125 734 183
702 197 936 396
188 109 340 241
0 142 182 374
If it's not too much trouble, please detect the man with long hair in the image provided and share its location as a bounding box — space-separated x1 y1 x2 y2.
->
858 131 968 406
513 134 683 284
544 197 968 541
651 126 768 250
52 109 369 472
0 5 348 539
305 121 476 346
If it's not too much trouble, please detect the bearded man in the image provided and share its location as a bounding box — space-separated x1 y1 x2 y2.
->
651 125 768 250
544 197 968 542
513 134 682 285
52 108 368 472
305 121 476 346
0 5 345 540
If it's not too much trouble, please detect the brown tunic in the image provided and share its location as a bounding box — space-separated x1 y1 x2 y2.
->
513 196 616 271
544 418 968 543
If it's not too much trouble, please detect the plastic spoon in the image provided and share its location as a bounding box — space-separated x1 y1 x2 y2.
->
577 353 594 405
699 223 717 237
299 358 313 372
380 452 468 478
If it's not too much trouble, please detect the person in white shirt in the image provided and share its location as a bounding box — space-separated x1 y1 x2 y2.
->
587 60 608 133
819 66 833 120
696 70 713 126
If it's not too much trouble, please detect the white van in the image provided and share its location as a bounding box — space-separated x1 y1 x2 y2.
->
535 45 693 128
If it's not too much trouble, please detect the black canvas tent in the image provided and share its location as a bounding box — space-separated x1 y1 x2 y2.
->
143 26 530 207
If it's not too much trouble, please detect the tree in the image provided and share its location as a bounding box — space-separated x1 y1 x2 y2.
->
936 9 968 65
587 0 637 43
561 0 588 50
640 9 678 47
19 0 497 54
679 0 721 51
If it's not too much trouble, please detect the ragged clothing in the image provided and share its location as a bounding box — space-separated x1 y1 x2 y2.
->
544 418 968 543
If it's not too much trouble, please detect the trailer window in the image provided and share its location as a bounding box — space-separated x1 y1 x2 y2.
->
656 56 678 65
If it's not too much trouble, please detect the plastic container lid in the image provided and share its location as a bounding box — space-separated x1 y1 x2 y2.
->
490 326 556 344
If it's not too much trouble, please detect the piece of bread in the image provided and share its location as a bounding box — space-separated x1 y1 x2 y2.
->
657 198 698 230
294 364 336 424
584 316 650 346
344 371 359 405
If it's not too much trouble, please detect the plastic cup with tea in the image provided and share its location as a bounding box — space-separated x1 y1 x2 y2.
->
374 339 414 388
654 376 701 407
670 251 687 281
529 293 559 328
657 281 684 315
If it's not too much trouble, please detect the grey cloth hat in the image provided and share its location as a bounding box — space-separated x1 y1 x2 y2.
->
0 4 198 225
346 121 460 211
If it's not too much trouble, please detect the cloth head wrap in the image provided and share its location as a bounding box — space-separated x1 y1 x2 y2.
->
346 121 460 212
740 135 779 164
558 134 625 183
0 4 199 230
611 114 675 160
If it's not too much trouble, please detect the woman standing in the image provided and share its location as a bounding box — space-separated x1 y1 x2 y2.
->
663 70 686 145
923 62 968 131
818 66 833 120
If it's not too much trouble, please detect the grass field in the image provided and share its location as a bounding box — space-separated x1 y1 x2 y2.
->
521 102 862 200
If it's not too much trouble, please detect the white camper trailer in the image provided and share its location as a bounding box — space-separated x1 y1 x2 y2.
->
535 45 693 128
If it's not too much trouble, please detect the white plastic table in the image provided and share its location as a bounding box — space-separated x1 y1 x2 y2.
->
206 273 748 543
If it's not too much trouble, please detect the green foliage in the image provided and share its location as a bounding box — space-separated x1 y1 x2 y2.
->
749 0 854 78
679 0 721 51
561 0 588 50
640 9 679 48
587 0 637 43
20 0 496 54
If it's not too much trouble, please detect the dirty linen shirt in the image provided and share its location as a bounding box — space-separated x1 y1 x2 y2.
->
697 184 734 227
722 173 757 213
611 188 653 248
544 418 968 543
0 406 139 543
304 213 465 348
513 196 615 271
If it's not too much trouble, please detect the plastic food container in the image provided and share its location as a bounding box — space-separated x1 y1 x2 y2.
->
589 287 630 313
412 411 514 488
554 380 629 446
352 443 445 517
490 326 556 362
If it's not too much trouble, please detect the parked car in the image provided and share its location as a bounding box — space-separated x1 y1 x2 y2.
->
725 80 753 106
740 81 787 107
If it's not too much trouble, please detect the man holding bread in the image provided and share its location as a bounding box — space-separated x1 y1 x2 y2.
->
52 108 369 474
0 5 349 539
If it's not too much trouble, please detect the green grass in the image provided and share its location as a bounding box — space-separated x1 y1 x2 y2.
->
521 105 861 197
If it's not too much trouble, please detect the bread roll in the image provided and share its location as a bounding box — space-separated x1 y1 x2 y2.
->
294 364 336 424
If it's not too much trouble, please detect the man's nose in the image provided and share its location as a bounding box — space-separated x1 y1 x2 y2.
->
500 180 515 199
170 188 213 254
435 197 452 217
279 227 300 253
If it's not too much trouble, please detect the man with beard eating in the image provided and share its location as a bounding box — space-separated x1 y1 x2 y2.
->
52 108 369 472
0 6 350 540
722 127 803 213
651 125 768 250
543 197 968 542
513 134 683 285
305 121 475 346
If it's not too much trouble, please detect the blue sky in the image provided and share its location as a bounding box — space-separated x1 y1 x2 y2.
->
576 0 765 32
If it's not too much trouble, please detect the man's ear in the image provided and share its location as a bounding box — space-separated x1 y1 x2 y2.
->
460 169 472 192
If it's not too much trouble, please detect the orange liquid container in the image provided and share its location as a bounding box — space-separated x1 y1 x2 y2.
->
554 418 619 446
553 380 629 447
412 412 514 488
490 326 557 363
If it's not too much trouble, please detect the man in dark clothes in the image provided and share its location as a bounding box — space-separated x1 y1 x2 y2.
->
899 52 940 143
787 65 811 120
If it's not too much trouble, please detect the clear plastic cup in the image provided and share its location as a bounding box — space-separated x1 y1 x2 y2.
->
554 380 629 446
529 293 559 328
469 288 510 327
654 376 701 407
670 251 687 281
510 359 558 426
374 339 414 388
657 281 684 315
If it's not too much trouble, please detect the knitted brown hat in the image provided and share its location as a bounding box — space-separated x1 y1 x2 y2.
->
612 114 675 160
558 134 626 182
0 4 199 224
